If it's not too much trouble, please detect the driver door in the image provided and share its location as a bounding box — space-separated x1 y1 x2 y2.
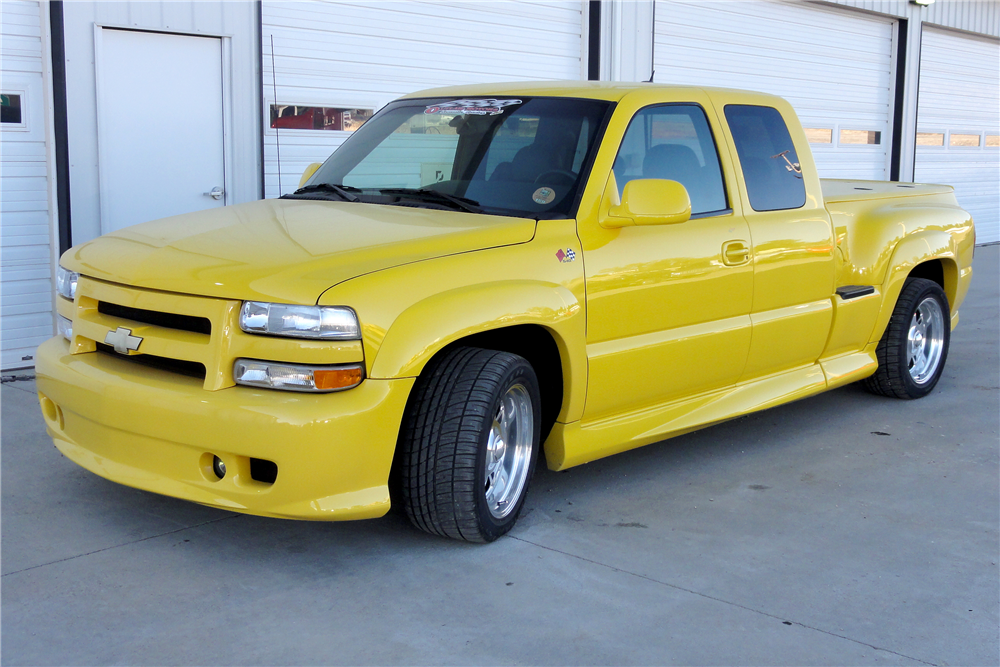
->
580 101 754 422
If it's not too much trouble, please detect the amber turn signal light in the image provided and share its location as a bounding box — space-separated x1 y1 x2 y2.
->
313 366 364 390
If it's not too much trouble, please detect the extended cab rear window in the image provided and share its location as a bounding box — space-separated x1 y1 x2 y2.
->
724 105 806 212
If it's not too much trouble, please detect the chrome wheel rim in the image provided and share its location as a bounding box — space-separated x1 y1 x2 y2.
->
484 383 533 519
908 296 946 385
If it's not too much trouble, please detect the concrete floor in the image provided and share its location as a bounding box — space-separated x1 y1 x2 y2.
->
3 246 997 666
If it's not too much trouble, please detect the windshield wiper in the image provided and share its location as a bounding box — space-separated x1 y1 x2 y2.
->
379 188 482 213
282 183 360 202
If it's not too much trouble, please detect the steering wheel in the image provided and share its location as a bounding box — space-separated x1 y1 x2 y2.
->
534 170 577 186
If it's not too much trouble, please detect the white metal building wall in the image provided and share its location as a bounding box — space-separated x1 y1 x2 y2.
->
1 0 54 371
652 0 895 180
914 27 999 244
60 1 261 247
263 0 586 198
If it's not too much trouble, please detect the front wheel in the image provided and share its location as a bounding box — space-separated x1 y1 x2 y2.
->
864 277 951 399
398 347 541 542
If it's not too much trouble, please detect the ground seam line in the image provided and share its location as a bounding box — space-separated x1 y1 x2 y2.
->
508 534 937 667
1 514 240 578
3 383 38 395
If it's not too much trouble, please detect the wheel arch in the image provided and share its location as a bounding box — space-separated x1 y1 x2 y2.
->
869 230 958 344
369 280 586 428
386 323 573 502
431 324 565 444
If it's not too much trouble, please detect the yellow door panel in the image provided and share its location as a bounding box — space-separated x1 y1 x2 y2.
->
740 299 833 382
585 315 751 421
583 213 754 418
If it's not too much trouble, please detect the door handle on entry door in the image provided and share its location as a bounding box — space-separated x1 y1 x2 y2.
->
722 240 751 266
204 186 224 200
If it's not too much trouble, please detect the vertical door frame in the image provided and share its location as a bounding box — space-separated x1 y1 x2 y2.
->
93 24 233 235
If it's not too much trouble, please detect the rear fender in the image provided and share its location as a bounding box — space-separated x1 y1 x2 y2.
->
870 230 957 343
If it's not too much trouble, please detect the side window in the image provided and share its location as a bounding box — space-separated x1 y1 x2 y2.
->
724 105 806 212
612 104 727 216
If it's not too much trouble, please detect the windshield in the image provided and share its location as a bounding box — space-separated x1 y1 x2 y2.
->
301 96 614 218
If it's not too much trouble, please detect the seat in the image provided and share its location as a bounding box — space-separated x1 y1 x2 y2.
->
492 129 577 183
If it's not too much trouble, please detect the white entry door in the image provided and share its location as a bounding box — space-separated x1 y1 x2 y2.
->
97 28 226 233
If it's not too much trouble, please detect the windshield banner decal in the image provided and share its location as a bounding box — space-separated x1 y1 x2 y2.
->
424 99 523 116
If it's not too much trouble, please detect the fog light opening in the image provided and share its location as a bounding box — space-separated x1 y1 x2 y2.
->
249 458 278 485
212 455 226 479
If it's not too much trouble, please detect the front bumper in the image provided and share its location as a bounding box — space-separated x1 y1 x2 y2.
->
35 337 414 520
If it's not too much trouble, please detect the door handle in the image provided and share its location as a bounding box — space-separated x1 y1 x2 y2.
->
204 186 224 200
722 240 751 266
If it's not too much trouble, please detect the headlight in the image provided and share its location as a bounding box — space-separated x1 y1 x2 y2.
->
57 315 73 341
239 302 360 340
233 359 364 393
56 265 79 300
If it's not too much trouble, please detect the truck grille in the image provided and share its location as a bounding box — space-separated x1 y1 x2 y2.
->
68 277 240 390
98 301 212 335
96 343 208 379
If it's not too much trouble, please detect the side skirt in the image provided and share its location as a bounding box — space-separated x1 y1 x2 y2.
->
544 348 877 470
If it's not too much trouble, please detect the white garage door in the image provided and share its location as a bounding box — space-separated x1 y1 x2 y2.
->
263 0 586 198
653 0 895 180
914 27 999 245
1 0 53 371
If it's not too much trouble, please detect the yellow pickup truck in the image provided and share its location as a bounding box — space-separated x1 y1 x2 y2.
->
37 82 975 542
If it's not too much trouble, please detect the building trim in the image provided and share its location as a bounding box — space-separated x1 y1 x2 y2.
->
588 0 601 80
49 0 71 255
256 0 265 199
890 17 907 181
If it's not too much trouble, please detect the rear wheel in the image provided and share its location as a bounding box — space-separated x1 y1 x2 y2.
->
398 347 541 542
864 277 950 399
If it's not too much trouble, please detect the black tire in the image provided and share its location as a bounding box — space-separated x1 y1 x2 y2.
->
864 277 950 399
398 347 541 542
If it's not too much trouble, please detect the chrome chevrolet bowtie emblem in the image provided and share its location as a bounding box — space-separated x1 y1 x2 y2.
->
105 327 142 355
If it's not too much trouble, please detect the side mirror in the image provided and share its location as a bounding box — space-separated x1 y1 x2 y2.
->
298 162 322 188
605 179 691 227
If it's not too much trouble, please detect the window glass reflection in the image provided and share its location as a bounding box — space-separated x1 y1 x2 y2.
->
270 105 373 131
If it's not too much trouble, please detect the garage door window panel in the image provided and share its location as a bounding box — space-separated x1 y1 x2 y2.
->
839 129 882 145
948 133 982 148
270 105 373 131
917 132 945 147
612 104 728 217
724 105 806 212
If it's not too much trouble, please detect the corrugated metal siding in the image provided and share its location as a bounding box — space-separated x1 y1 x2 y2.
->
653 0 895 179
914 27 999 244
1 0 53 370
826 0 999 37
262 0 585 198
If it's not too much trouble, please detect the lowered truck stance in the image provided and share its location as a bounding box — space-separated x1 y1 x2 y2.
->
38 83 974 542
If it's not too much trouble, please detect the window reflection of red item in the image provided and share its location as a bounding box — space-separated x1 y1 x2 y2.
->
324 109 344 130
270 106 365 131
272 109 316 129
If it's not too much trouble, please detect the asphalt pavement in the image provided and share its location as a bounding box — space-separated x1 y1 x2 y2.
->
2 245 997 666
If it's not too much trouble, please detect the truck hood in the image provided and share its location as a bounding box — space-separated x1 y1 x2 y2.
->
66 199 536 304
